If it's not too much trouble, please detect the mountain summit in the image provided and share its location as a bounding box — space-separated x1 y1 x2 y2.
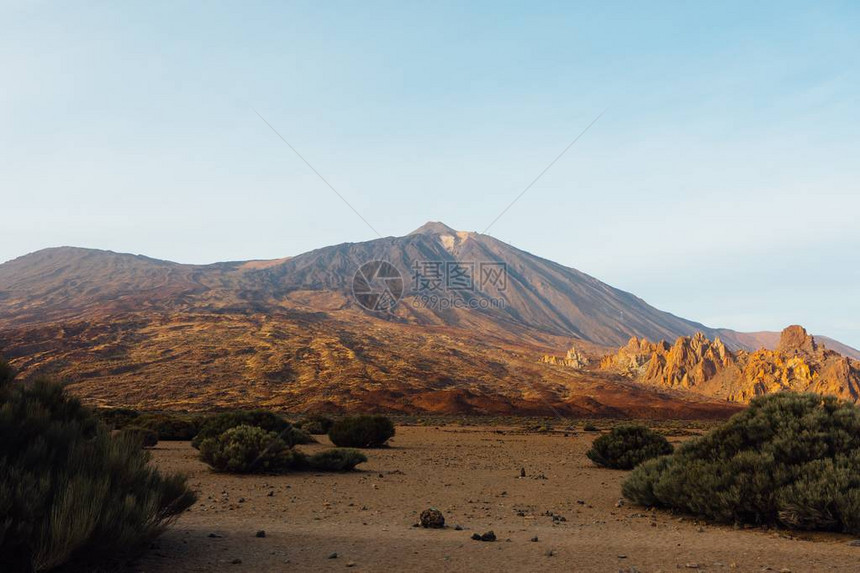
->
408 221 460 235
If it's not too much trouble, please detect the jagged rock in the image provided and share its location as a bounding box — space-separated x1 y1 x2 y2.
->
595 326 860 403
778 325 818 356
540 342 591 369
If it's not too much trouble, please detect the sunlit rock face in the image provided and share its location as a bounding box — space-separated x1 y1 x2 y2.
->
596 326 860 403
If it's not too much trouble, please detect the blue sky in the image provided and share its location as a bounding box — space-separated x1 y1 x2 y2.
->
2 1 858 346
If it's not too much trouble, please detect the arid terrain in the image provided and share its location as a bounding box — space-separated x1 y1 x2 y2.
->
2 223 857 417
134 424 860 572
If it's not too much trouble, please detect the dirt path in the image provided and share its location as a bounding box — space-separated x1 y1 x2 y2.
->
134 426 860 572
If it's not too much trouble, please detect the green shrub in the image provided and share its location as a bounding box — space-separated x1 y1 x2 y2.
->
306 448 367 471
284 425 316 446
96 407 140 430
0 357 15 385
295 414 334 435
120 426 159 448
583 422 598 432
328 415 395 448
0 375 195 572
198 424 300 473
191 409 291 449
587 425 673 470
622 393 860 533
136 412 202 441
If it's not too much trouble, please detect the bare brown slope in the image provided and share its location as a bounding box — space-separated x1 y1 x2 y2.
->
0 308 738 418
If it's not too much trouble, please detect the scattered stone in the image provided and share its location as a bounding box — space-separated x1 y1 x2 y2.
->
545 549 555 557
615 499 625 508
520 467 526 478
471 531 496 542
255 530 266 538
419 508 445 528
684 564 700 569
267 491 274 497
454 525 463 531
208 533 222 538
617 554 627 559
328 552 338 559
231 558 242 565
346 562 357 568
530 536 539 542
238 498 245 503
848 540 860 546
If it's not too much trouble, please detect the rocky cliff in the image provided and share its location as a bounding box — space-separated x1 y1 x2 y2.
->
590 325 860 403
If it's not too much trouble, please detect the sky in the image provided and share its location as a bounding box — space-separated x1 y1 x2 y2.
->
1 1 858 347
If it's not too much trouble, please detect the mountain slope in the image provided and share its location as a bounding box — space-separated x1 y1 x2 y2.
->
0 223 855 414
3 225 855 355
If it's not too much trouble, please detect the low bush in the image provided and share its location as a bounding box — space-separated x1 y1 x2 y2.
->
0 371 195 571
587 425 673 470
622 393 860 533
295 414 334 435
283 425 317 447
0 357 15 385
96 406 140 430
583 422 598 432
328 415 395 448
120 425 159 448
198 424 299 473
136 412 202 441
192 409 292 448
306 448 367 471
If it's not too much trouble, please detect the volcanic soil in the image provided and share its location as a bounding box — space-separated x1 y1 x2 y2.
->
134 424 860 572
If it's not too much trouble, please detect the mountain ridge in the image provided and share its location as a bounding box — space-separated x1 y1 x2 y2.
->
3 224 855 357
0 223 856 415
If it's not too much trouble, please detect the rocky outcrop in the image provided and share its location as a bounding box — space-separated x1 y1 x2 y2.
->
541 343 590 369
596 326 860 403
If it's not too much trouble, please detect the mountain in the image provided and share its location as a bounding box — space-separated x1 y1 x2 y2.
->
0 224 771 347
589 326 860 402
0 223 855 414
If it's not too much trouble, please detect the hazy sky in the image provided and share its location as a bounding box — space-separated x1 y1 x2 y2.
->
2 1 858 346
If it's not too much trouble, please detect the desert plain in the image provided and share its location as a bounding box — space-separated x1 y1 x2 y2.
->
133 423 860 573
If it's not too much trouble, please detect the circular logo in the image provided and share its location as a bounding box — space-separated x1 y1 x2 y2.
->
352 260 403 312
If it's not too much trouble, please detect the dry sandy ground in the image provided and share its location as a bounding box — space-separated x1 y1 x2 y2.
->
134 426 860 572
